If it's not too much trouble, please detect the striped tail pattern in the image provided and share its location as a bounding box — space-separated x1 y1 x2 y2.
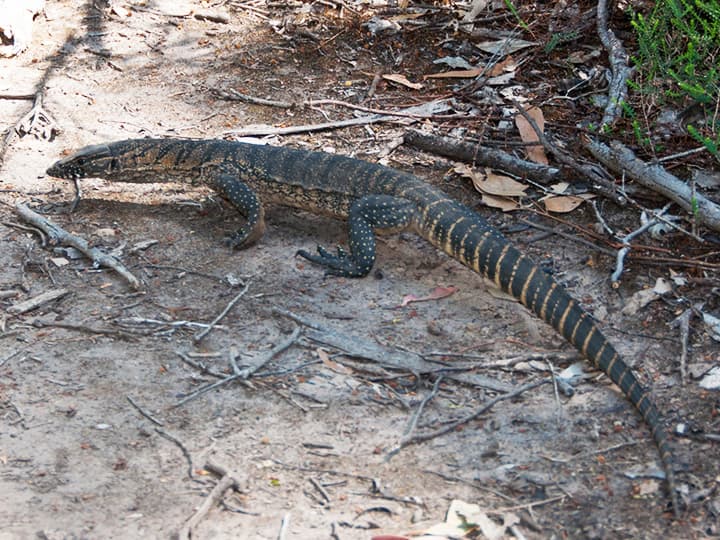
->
415 195 678 514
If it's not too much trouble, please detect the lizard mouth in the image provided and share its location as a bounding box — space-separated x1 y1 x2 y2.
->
46 163 80 179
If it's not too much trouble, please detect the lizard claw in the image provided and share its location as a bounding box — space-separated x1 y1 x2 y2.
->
296 244 362 277
225 227 251 249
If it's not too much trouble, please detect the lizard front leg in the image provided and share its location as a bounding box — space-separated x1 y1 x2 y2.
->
297 194 416 277
211 173 266 248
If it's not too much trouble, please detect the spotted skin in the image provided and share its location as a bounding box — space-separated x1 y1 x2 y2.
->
297 194 416 276
47 138 678 515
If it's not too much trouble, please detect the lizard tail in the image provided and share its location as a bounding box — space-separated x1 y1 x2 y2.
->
418 200 677 513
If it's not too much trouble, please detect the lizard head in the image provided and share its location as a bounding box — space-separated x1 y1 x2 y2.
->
46 143 119 180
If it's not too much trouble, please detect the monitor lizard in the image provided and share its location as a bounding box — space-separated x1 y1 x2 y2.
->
46 137 679 515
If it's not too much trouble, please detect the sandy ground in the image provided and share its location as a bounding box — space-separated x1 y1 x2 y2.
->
1 1 717 539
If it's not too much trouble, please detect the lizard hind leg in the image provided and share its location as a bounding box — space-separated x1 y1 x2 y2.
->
297 194 416 278
212 173 266 248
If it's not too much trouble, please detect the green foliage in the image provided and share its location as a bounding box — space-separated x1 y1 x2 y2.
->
544 31 579 54
503 0 530 31
621 100 652 148
688 123 720 158
632 0 720 104
631 0 720 155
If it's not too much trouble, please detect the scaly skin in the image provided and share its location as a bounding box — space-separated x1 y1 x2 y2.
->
47 138 678 515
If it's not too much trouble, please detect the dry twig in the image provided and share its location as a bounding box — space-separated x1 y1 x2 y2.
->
14 203 141 288
596 0 633 128
155 428 194 480
671 308 693 386
193 281 250 342
401 376 443 442
220 96 455 137
387 378 550 456
610 203 672 283
176 467 242 540
403 129 561 185
7 288 69 315
126 396 164 426
175 327 301 407
587 140 720 233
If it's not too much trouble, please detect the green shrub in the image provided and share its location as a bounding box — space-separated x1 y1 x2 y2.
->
631 0 720 157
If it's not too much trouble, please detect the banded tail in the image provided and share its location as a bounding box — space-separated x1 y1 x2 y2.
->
417 197 677 513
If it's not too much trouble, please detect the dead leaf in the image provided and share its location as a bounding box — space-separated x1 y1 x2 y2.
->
399 286 458 308
542 194 588 213
486 71 516 85
388 11 426 22
635 479 661 497
462 0 489 22
515 106 549 165
316 348 330 363
487 55 516 77
482 193 520 212
703 311 720 342
110 3 131 17
454 165 525 212
453 162 475 178
476 169 528 197
621 277 672 315
382 73 423 90
454 164 527 197
499 85 527 101
548 181 570 194
425 499 517 540
433 56 474 69
699 366 720 389
317 348 353 374
476 38 537 56
424 68 483 79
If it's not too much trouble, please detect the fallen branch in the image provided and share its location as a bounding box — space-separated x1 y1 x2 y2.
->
7 288 69 315
193 281 250 342
610 203 672 283
175 327 301 407
596 0 633 128
403 129 562 185
126 396 164 426
176 464 243 540
272 307 513 393
587 140 720 233
222 98 455 137
155 428 194 480
14 203 141 289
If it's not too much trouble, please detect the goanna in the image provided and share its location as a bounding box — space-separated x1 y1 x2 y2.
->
46 138 678 514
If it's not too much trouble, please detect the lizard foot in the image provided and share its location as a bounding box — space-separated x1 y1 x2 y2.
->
296 245 367 278
225 228 252 249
